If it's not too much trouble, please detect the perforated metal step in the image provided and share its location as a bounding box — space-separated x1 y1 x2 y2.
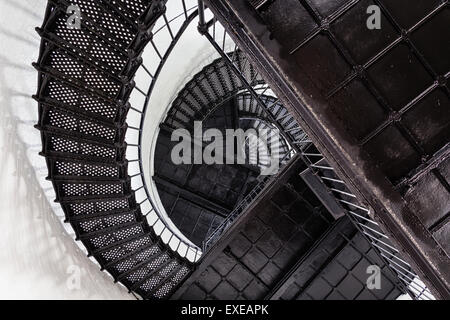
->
35 0 192 300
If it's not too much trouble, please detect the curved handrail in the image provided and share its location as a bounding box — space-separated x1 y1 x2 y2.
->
127 5 203 263
126 1 305 263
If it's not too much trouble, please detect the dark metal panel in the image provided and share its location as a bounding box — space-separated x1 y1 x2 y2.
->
203 0 450 298
154 175 231 216
172 156 306 299
173 155 403 300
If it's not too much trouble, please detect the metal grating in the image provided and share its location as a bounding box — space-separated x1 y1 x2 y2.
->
34 0 194 300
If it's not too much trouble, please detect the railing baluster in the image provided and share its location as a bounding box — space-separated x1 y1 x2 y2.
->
142 64 154 79
163 13 175 40
182 0 188 19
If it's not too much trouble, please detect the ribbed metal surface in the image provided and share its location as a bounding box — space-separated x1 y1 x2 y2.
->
164 51 305 145
155 52 300 247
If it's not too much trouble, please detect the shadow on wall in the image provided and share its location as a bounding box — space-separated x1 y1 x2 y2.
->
0 0 132 299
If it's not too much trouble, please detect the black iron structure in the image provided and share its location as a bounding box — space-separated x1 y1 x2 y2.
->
33 0 448 300
202 0 450 299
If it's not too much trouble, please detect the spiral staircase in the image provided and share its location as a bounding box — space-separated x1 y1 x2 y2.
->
33 0 448 300
34 0 194 300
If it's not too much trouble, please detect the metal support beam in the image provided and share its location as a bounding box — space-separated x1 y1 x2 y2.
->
154 174 231 217
300 168 345 220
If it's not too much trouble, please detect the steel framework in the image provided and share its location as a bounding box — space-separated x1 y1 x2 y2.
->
33 0 447 300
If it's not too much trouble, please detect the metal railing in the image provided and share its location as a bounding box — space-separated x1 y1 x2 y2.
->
124 0 202 263
125 0 306 262
300 147 435 300
197 1 310 154
202 175 271 252
202 150 295 252
124 0 302 263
